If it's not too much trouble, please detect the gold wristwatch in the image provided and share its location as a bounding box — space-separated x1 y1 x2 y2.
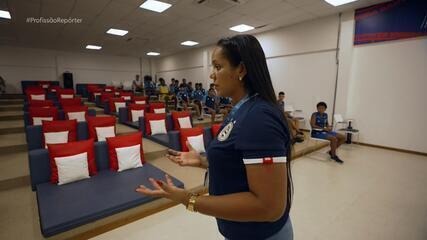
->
186 193 199 212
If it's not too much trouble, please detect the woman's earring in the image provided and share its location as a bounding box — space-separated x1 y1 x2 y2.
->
239 76 242 81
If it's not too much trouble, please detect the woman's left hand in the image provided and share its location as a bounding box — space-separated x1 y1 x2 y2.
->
136 174 190 205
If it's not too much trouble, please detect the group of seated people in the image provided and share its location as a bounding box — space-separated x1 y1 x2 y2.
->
277 92 345 163
132 75 231 123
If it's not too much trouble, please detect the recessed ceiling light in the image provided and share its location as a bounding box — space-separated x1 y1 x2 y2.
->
86 45 102 50
229 24 255 33
147 52 160 56
323 0 358 6
0 10 11 19
106 28 128 36
140 0 172 13
181 41 199 46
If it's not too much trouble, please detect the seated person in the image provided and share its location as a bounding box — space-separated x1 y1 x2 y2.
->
132 74 143 93
192 83 206 115
203 88 227 123
177 84 203 120
144 76 156 96
157 78 169 101
310 102 345 163
186 82 194 96
277 92 304 143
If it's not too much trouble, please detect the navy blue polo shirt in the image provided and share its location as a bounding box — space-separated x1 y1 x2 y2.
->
192 90 205 101
177 91 189 102
207 96 290 240
205 95 216 109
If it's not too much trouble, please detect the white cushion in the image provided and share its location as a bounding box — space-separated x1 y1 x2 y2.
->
114 102 126 111
41 84 49 89
177 117 192 129
61 94 74 99
154 108 166 114
114 92 120 96
51 89 57 92
67 111 86 122
94 93 101 97
123 96 131 101
33 117 53 126
105 89 112 92
150 119 167 135
131 109 144 122
116 144 143 172
187 134 206 153
55 152 90 185
44 131 69 148
135 100 146 104
95 126 115 141
31 94 45 100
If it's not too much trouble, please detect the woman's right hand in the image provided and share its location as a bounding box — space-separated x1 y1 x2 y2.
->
166 141 202 167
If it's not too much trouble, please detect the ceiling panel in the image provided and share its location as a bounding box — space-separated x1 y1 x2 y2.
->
0 0 387 56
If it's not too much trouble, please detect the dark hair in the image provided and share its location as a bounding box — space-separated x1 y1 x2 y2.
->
217 34 293 214
279 91 285 95
317 102 327 108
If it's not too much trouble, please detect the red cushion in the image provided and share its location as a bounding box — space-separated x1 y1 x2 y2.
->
104 86 115 92
171 111 192 130
48 85 61 93
149 102 166 113
29 107 58 125
87 116 116 141
59 98 82 107
38 81 51 89
109 97 126 113
101 92 114 102
144 113 166 136
106 132 145 171
211 124 222 138
26 87 45 95
42 119 78 146
26 89 46 101
56 89 75 99
128 103 147 122
63 106 89 120
119 92 133 97
29 100 54 108
132 96 148 104
179 127 204 152
47 139 97 184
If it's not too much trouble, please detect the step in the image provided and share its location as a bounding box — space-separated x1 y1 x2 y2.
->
0 151 30 191
0 111 23 121
0 104 22 112
0 120 24 135
0 132 27 155
0 99 24 105
0 94 24 99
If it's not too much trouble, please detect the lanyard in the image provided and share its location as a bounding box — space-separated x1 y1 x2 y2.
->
224 93 258 125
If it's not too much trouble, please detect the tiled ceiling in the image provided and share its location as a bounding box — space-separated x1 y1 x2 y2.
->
0 0 389 57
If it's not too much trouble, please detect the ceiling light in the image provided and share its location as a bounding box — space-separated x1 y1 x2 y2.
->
106 28 128 36
147 52 160 56
140 0 172 13
86 45 102 50
323 0 358 6
0 10 11 19
181 41 199 46
229 24 255 33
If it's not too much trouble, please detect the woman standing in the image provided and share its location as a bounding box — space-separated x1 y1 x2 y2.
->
137 35 293 240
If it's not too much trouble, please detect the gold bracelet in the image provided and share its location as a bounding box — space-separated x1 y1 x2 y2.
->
186 193 199 212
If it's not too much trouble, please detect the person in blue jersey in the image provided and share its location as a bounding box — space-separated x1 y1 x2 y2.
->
310 101 345 163
136 34 293 240
192 83 206 116
204 88 227 123
177 84 203 120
